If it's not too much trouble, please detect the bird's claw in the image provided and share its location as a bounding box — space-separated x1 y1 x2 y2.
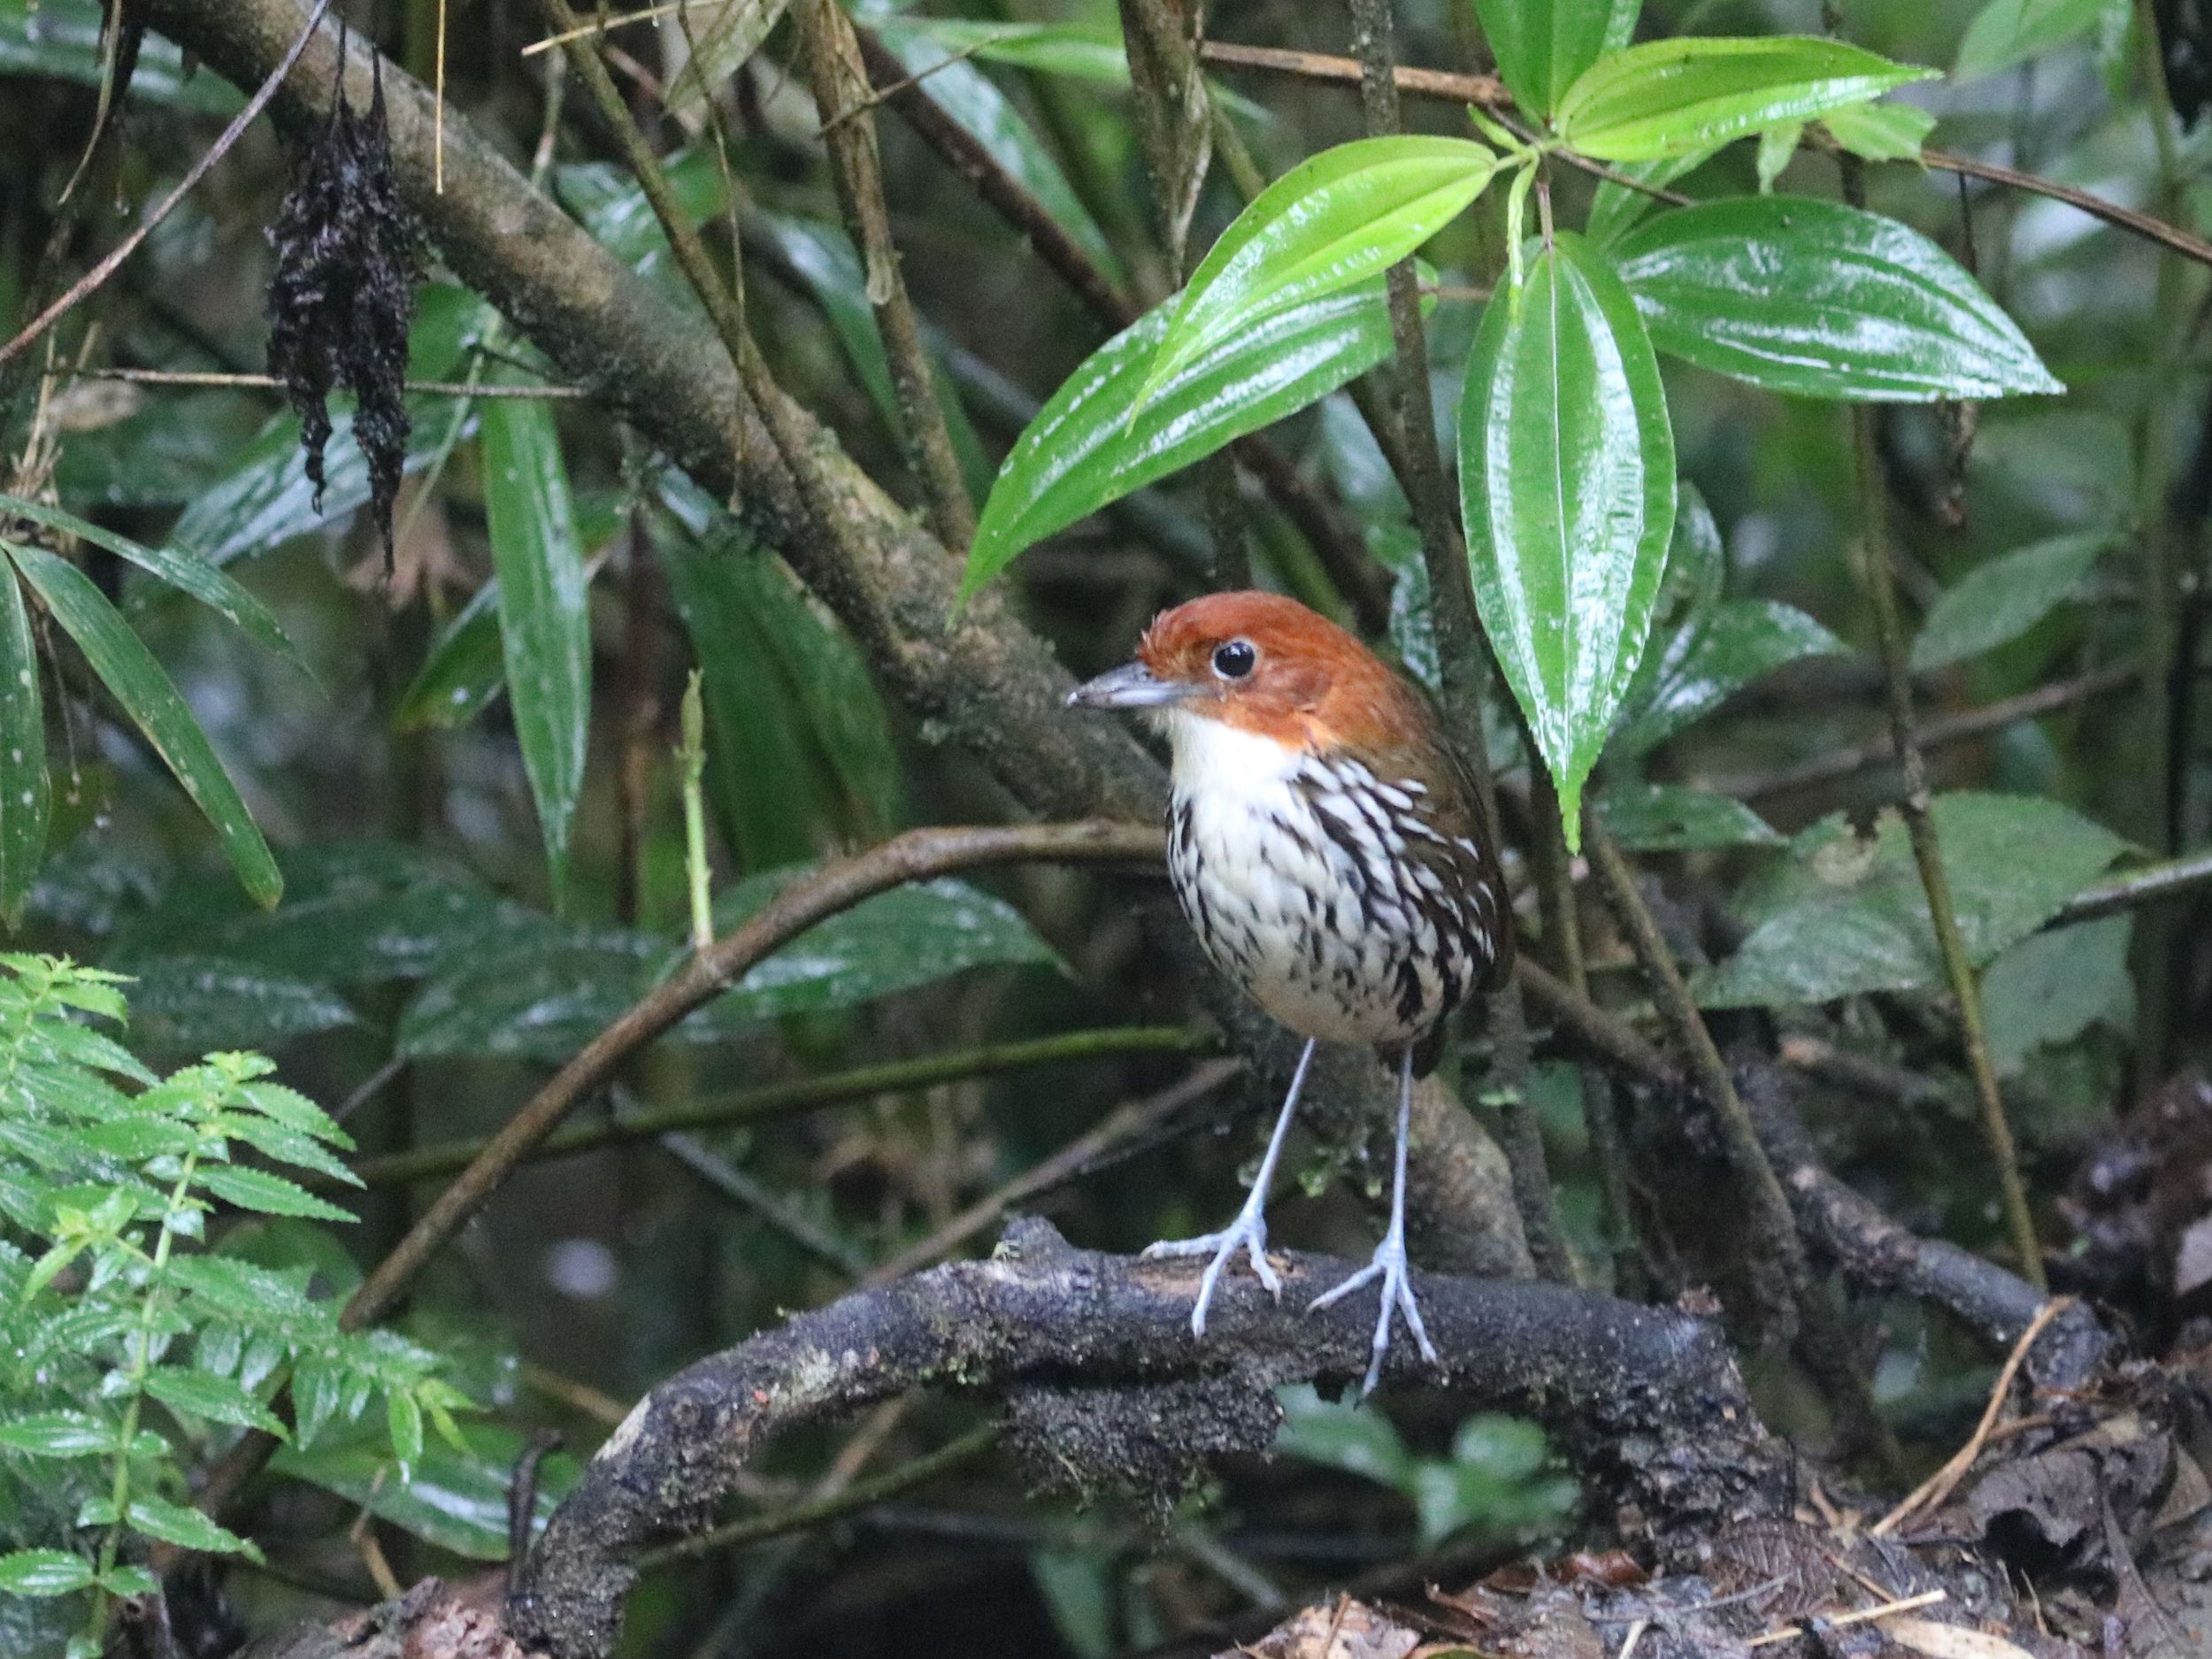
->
1308 1230 1439 1398
1142 1210 1281 1337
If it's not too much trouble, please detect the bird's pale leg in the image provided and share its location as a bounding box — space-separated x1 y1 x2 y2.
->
1309 1048 1440 1397
1143 1037 1317 1338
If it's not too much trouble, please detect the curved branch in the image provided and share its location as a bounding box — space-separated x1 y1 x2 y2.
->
508 1218 1791 1659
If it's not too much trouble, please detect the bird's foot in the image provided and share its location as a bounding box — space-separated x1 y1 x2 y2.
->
1142 1205 1280 1338
1307 1229 1439 1398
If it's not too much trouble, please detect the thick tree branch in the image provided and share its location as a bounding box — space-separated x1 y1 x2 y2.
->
508 1218 1791 1659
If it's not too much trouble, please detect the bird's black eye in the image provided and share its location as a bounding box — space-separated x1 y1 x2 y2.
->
1211 639 1256 680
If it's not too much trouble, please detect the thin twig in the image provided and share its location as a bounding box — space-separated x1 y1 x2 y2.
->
0 0 340 370
2052 842 2212 926
1873 1297 2071 1535
1705 664 2137 802
42 364 590 398
1743 1588 1947 1649
1847 387 2043 1289
340 1025 1213 1189
864 1056 1242 1284
1583 811 1807 1331
798 0 976 549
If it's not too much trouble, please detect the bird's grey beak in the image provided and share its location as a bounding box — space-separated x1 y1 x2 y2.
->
1066 660 1193 710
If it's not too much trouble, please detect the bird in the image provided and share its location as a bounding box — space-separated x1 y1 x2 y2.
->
1068 590 1513 1395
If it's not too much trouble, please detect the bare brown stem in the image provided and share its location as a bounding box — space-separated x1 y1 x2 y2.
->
797 0 975 550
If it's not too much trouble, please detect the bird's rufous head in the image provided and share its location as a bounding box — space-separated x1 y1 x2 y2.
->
1066 591 1423 753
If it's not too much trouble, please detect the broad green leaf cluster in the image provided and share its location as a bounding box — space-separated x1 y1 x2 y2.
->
960 0 2061 848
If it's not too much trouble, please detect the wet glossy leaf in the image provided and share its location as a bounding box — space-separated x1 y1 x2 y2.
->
1458 234 1676 845
0 1549 96 1597
898 18 1128 84
124 1495 257 1558
1555 36 1934 162
1584 148 1717 249
394 580 505 731
868 17 1125 283
0 0 239 112
1909 531 2111 671
108 956 357 1054
143 1364 288 1435
557 150 727 307
1697 793 2128 1007
1615 197 2061 400
1597 783 1780 852
480 382 591 902
398 877 1056 1060
1137 136 1496 413
0 493 303 672
274 1423 579 1559
760 215 993 503
196 1163 357 1223
1613 599 1847 758
1955 0 2109 80
1981 915 2133 1073
0 1412 112 1456
4 542 280 908
54 390 263 510
0 561 45 924
964 276 1414 597
1821 101 1934 161
111 843 524 987
1472 0 1640 117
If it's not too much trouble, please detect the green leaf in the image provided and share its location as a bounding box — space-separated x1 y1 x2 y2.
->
77 1115 198 1160
273 1422 579 1559
0 494 303 672
0 1412 113 1457
387 1388 423 1477
3 542 280 908
1136 136 1496 416
196 1163 357 1223
1458 234 1676 845
1596 783 1780 852
0 560 46 924
394 579 505 732
1271 1384 1414 1490
102 956 356 1055
480 381 592 902
124 1494 257 1558
964 276 1415 596
663 0 792 114
143 1364 288 1436
0 0 240 112
397 878 1058 1061
1909 531 2110 672
1981 915 2134 1073
1614 196 2062 400
1696 794 2128 1007
0 1549 95 1597
1755 120 1802 191
1955 0 2109 80
759 215 994 503
1583 149 1717 250
866 18 1125 285
910 19 1129 84
1613 599 1847 758
1821 101 1935 161
1555 35 1935 162
1472 0 1640 118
